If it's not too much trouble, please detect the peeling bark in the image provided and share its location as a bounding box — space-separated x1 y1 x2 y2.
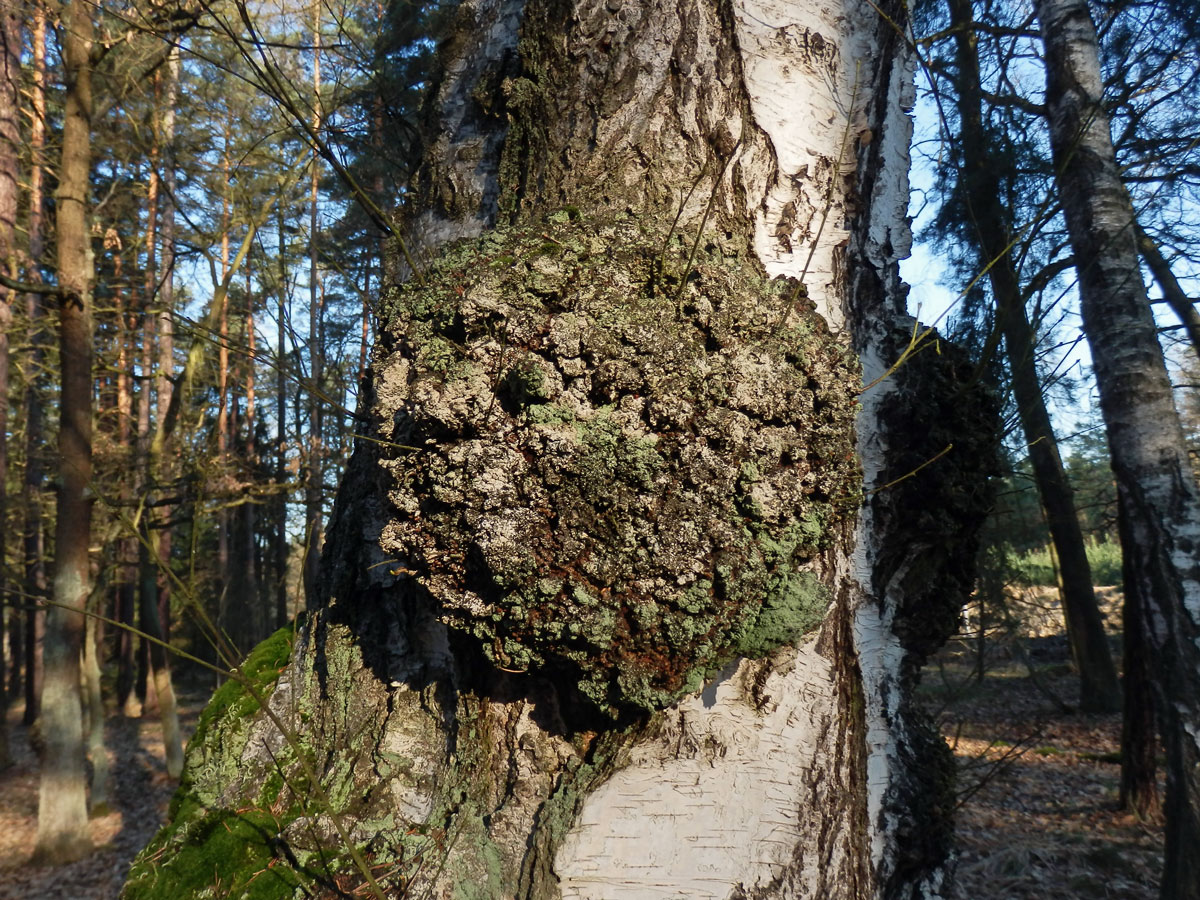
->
126 2 997 898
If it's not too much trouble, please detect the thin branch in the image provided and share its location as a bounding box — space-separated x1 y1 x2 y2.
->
0 273 60 296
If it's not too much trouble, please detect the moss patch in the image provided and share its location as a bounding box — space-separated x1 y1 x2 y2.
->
123 627 302 900
123 808 303 900
374 214 860 715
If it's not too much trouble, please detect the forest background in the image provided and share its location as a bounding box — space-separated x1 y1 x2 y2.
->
0 0 1197 894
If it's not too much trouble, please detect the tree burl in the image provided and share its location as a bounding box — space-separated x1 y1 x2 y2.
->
372 214 861 715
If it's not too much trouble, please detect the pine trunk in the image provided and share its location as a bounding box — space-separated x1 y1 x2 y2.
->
244 272 262 640
125 2 998 897
275 206 290 631
0 0 19 772
947 0 1118 713
33 0 95 862
20 0 47 730
1136 224 1200 364
303 4 325 611
115 257 137 713
1036 0 1200 896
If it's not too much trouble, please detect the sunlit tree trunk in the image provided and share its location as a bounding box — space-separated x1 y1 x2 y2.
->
128 2 999 898
274 205 290 631
115 244 138 714
133 55 183 779
132 130 160 719
1036 0 1200 895
0 0 19 773
216 115 234 653
243 268 261 639
81 610 110 814
303 0 324 610
33 0 96 862
155 46 179 707
947 0 1118 712
21 2 48 729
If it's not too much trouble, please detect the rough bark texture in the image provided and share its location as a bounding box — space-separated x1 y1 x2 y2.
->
1118 497 1160 821
947 0 1118 713
1036 0 1200 896
126 2 997 898
33 0 95 863
0 297 9 772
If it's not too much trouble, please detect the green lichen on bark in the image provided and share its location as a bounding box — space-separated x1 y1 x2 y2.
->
373 213 860 715
172 625 295 811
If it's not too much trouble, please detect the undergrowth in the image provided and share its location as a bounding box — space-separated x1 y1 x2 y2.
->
1009 540 1122 588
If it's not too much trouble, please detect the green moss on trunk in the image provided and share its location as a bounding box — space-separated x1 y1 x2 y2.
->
123 627 299 900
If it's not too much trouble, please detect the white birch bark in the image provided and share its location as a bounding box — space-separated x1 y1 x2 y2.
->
127 2 994 898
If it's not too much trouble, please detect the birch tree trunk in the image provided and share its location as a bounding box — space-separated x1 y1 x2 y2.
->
1036 0 1200 896
126 2 997 897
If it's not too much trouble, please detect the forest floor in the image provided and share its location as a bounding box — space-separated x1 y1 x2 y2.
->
0 586 1165 900
923 586 1164 900
0 690 203 900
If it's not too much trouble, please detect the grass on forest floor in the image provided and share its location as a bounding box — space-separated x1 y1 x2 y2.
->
921 591 1163 900
1008 540 1124 589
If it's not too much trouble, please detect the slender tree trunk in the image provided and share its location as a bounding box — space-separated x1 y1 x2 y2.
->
303 0 324 610
127 2 999 897
33 0 96 861
1037 0 1200 895
243 269 260 640
1136 223 1200 363
81 609 109 814
0 0 19 772
115 251 137 713
948 0 1119 712
217 119 232 649
132 131 158 720
275 206 289 630
155 46 178 665
147 54 183 779
6 601 17 705
21 1 47 729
